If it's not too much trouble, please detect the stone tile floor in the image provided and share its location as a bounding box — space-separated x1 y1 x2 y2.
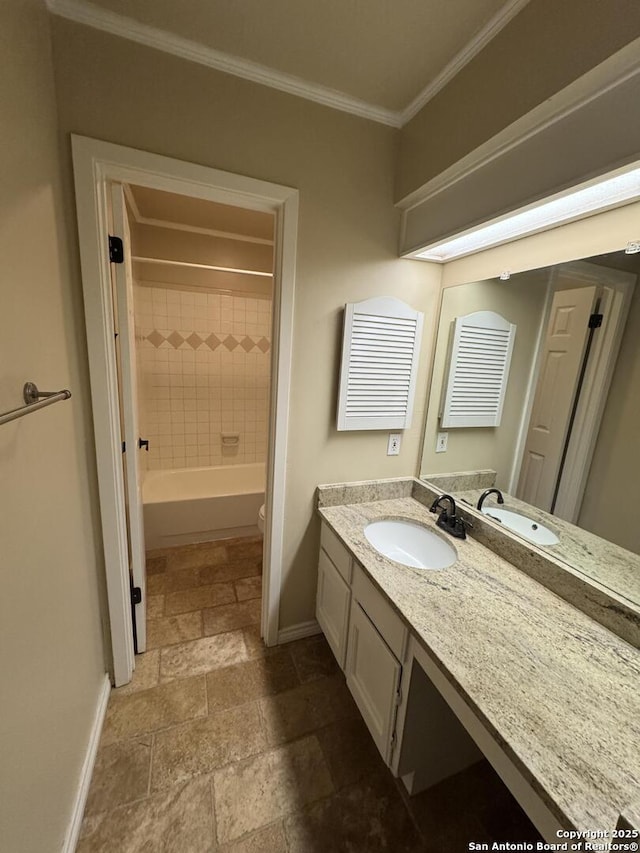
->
78 535 542 852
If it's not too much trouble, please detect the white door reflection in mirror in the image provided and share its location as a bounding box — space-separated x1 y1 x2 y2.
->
517 285 596 511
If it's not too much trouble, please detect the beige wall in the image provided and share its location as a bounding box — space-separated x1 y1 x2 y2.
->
396 0 640 201
579 264 640 554
50 19 441 629
0 3 107 851
420 272 548 485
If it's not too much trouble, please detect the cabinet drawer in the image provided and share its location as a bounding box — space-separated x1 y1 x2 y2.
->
352 561 407 660
320 522 352 583
346 600 402 764
316 548 351 670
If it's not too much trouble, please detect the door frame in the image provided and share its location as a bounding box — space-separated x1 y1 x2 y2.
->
508 260 635 521
110 183 147 653
72 135 298 685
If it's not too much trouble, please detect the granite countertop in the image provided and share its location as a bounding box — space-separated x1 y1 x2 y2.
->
452 487 640 607
318 495 640 836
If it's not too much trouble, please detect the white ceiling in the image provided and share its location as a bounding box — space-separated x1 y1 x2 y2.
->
48 0 530 126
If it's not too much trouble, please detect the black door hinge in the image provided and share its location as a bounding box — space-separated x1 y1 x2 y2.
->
122 441 126 453
109 235 124 264
588 313 603 329
131 586 142 605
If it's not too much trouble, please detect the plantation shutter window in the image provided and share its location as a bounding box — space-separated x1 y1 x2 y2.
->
337 297 424 431
441 310 516 428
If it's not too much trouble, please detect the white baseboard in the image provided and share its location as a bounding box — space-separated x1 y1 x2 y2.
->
62 673 111 853
277 619 322 645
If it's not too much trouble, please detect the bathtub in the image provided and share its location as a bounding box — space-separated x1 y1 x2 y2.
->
143 462 265 549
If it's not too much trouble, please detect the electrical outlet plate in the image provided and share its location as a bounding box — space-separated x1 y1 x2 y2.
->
387 433 401 456
436 432 448 453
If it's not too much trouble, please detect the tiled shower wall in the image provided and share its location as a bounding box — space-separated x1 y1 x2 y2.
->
134 285 271 470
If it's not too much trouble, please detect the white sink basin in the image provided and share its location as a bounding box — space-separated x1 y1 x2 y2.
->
481 507 559 546
364 519 457 570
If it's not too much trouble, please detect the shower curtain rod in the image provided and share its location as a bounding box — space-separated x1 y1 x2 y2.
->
132 256 273 278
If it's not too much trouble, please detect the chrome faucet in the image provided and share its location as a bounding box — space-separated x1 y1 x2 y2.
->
477 488 505 512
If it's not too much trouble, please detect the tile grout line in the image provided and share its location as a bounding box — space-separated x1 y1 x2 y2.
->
103 693 261 753
289 645 304 685
155 639 162 684
147 733 155 799
255 691 268 747
210 777 218 850
203 662 210 717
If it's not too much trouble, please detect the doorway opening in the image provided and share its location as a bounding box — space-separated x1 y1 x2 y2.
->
72 136 298 686
121 183 276 659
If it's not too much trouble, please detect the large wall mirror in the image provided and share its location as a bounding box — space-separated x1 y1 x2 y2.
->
420 247 640 608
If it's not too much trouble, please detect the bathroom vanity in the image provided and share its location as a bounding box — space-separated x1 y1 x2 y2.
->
315 478 640 844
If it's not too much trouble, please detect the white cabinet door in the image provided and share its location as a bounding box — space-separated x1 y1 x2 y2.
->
316 549 351 670
346 601 401 764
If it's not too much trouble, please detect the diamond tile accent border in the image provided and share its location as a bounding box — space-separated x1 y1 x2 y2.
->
146 329 165 348
167 331 185 349
144 330 270 353
186 332 204 349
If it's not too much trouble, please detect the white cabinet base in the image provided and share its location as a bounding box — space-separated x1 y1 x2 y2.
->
345 601 402 764
316 548 351 669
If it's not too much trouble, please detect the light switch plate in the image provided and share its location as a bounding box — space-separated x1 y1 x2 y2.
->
436 432 448 453
387 433 401 455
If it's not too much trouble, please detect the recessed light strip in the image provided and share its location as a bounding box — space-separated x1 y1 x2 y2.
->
411 164 640 262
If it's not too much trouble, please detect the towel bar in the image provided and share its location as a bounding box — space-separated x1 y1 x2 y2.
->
0 382 72 426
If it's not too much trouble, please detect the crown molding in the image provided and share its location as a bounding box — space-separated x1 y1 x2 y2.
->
400 0 532 125
47 0 531 129
46 0 401 127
